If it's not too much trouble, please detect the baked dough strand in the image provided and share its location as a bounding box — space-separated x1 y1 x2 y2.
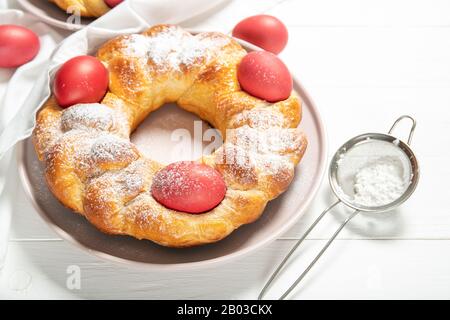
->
50 0 110 17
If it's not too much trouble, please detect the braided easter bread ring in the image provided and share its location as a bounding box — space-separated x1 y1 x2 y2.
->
50 0 110 17
33 25 307 247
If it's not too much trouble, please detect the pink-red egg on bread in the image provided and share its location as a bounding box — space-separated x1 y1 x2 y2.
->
151 161 227 214
53 55 109 108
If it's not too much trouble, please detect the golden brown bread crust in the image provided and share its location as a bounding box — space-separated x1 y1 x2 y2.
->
50 0 110 17
33 25 307 247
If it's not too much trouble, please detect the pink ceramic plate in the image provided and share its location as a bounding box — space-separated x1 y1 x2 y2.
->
17 39 327 270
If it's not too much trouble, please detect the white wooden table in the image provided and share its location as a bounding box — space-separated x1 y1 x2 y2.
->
1 0 449 299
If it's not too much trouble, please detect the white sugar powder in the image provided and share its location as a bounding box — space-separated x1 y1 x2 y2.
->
353 156 408 207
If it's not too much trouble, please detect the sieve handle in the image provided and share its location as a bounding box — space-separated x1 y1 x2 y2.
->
258 200 360 300
388 115 416 145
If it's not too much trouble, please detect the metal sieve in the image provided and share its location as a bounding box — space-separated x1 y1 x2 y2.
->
259 115 419 300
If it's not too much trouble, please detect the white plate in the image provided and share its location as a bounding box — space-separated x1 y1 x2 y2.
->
18 40 328 270
17 0 96 31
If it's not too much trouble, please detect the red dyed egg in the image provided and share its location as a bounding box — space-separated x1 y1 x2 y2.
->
238 51 292 102
151 161 227 214
53 56 109 108
232 15 288 54
104 0 123 8
0 25 40 68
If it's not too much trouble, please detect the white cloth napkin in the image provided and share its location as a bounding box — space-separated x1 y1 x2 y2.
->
0 0 229 267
